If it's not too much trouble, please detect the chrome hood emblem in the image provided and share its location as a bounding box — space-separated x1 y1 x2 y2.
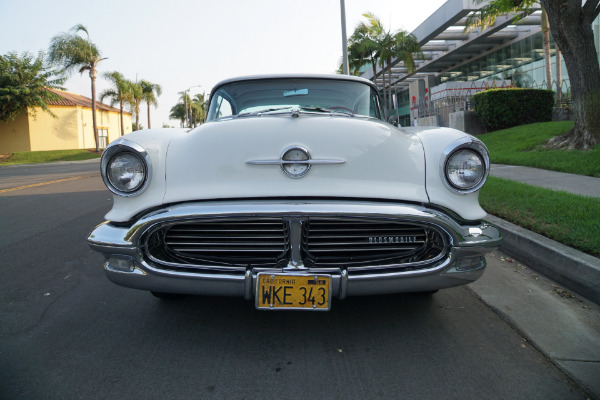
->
247 146 345 178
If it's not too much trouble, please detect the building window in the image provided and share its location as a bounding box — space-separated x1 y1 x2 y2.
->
98 128 108 149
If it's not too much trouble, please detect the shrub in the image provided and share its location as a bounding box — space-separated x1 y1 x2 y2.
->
472 88 554 131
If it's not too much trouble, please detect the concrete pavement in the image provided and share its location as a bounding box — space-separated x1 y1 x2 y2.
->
470 251 600 399
490 164 600 198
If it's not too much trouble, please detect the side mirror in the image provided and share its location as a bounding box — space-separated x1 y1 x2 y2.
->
387 115 399 127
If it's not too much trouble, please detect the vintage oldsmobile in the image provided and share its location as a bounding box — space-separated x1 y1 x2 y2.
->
88 74 502 310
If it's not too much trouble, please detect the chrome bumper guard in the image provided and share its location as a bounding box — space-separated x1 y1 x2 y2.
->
88 200 502 298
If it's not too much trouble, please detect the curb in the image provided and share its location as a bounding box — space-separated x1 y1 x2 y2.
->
0 158 100 168
487 215 600 305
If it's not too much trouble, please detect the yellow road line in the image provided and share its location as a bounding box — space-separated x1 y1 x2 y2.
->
0 175 94 194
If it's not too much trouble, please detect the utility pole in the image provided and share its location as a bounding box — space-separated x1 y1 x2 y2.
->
340 0 349 75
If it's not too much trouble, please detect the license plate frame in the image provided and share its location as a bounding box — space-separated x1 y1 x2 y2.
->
255 273 332 311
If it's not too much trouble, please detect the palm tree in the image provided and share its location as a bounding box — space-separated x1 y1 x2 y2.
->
126 81 144 131
140 80 162 129
48 24 106 152
362 13 387 110
191 93 207 126
169 103 186 127
178 91 193 127
192 93 208 124
100 71 130 136
377 31 396 116
347 22 380 78
361 13 423 117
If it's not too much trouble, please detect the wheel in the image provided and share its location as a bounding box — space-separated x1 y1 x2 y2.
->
150 291 182 299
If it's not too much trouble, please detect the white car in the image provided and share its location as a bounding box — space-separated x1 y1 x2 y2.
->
88 74 501 311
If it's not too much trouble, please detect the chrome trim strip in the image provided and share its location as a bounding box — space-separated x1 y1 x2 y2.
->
88 200 502 250
339 269 348 300
98 247 487 298
247 160 345 165
285 218 306 270
247 145 345 179
244 269 253 300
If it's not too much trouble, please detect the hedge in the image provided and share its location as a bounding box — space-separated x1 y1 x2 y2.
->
472 88 555 131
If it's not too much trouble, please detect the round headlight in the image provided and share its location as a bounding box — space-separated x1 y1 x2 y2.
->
445 149 485 190
106 152 146 193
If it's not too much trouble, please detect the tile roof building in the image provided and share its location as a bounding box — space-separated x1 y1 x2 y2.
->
0 89 132 153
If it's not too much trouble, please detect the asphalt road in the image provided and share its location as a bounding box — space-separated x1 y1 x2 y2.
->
0 162 587 400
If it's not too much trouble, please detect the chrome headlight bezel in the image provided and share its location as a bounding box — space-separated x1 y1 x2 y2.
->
440 137 490 195
101 139 152 197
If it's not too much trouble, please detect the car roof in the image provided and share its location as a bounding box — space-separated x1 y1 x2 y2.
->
209 74 379 99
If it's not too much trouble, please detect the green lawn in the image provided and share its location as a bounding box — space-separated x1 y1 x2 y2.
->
480 176 600 257
0 149 101 165
478 121 600 257
478 121 600 177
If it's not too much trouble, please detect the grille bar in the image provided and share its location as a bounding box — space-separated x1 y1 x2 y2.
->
146 218 288 268
302 218 445 268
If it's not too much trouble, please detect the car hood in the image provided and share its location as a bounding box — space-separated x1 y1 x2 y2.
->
162 115 428 205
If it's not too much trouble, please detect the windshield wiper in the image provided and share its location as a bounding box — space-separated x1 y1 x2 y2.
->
235 106 356 119
299 106 354 117
235 107 295 118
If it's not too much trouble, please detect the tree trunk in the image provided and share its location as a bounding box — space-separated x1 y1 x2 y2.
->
90 70 99 152
134 102 140 131
556 47 562 102
381 62 388 118
387 58 393 117
371 57 377 84
119 98 124 136
541 8 552 89
147 100 152 129
542 0 600 150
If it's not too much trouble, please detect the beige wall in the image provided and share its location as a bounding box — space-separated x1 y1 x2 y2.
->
0 112 31 153
77 106 132 150
0 105 132 153
28 106 81 151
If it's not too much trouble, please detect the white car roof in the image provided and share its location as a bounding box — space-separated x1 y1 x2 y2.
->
210 74 379 98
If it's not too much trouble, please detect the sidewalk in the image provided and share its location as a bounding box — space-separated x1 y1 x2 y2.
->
490 164 600 198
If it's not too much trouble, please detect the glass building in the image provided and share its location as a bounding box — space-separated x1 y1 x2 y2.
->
360 0 600 126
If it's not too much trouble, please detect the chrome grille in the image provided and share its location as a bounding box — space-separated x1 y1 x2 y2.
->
144 216 448 272
145 218 288 269
302 218 446 269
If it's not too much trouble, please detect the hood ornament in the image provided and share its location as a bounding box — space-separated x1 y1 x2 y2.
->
247 146 345 178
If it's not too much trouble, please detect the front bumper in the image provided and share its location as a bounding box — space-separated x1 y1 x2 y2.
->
88 200 502 298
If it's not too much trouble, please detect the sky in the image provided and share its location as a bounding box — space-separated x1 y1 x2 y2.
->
0 0 446 128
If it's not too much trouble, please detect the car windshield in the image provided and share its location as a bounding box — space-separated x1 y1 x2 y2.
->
206 78 383 121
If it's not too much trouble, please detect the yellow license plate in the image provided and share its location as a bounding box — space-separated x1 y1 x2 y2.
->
256 273 331 311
